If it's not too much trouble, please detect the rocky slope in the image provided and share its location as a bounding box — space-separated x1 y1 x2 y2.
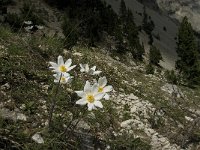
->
1 28 200 149
138 0 200 33
155 0 200 33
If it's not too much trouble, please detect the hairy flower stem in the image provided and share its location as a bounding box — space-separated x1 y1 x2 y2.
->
61 108 87 138
48 73 62 129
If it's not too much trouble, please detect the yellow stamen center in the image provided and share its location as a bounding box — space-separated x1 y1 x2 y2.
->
98 87 104 92
59 65 67 72
87 94 95 103
61 77 66 82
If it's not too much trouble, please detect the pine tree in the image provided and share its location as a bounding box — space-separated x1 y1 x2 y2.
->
142 6 155 45
119 0 127 22
115 25 127 53
149 45 162 66
124 9 144 60
176 16 200 86
142 6 148 32
146 63 155 74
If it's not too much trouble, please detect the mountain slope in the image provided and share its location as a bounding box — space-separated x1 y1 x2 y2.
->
1 0 200 149
105 0 178 70
156 0 200 33
137 0 200 33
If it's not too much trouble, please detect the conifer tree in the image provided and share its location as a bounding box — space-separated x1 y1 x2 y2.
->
142 6 155 45
119 0 127 22
115 25 127 53
176 16 200 85
142 6 148 32
149 45 162 65
125 9 144 60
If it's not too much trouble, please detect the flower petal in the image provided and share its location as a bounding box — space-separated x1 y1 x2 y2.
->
54 79 59 83
87 103 95 111
94 101 103 108
53 73 58 77
62 77 72 84
62 72 70 77
91 83 98 94
66 77 73 83
68 65 76 71
103 86 113 93
104 94 110 100
58 55 64 65
49 62 58 68
53 73 62 80
80 64 83 68
80 69 85 72
98 76 107 87
94 93 105 100
53 68 61 73
80 64 85 72
84 81 91 93
65 59 72 68
75 91 85 98
93 71 102 75
76 98 87 105
91 66 96 71
85 64 89 72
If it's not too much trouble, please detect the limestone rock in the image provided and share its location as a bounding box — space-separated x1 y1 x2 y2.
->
32 133 44 144
120 119 134 128
128 93 139 100
1 83 10 90
0 108 27 122
74 119 91 131
161 83 183 98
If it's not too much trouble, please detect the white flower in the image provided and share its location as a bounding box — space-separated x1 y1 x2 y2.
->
24 21 32 25
97 77 113 100
16 113 27 121
80 64 89 73
53 72 72 84
75 81 105 111
49 55 76 74
35 25 44 30
80 64 101 75
32 133 44 144
24 26 34 32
